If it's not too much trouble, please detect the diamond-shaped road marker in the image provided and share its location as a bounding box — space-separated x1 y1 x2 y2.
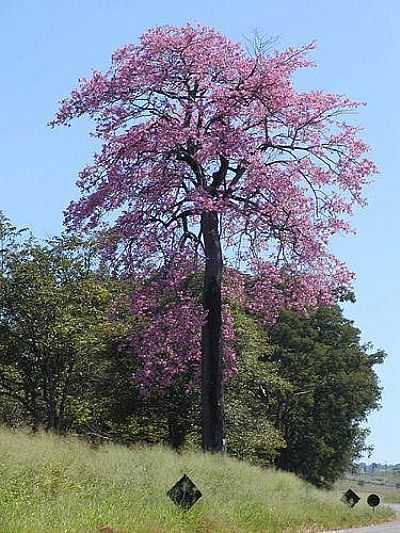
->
167 474 202 510
341 488 361 508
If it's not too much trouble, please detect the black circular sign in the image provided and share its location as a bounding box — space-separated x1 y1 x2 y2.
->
367 494 380 508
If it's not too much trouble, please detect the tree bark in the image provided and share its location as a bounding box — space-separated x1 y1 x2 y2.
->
201 211 225 452
167 414 186 451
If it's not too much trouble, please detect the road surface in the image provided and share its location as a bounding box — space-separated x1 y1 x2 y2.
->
322 504 400 532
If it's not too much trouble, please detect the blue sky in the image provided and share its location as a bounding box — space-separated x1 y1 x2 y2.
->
1 1 398 462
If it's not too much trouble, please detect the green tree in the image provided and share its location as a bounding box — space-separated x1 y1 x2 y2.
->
268 306 385 486
225 306 287 463
0 217 118 432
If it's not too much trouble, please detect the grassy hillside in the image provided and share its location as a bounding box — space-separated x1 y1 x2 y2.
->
0 429 395 533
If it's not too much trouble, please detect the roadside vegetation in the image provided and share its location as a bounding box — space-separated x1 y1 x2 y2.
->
0 213 385 490
0 429 395 533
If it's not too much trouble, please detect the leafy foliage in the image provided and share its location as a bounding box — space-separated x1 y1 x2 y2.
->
225 306 287 462
268 306 385 486
0 216 123 432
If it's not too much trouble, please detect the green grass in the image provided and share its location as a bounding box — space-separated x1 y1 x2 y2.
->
0 428 395 532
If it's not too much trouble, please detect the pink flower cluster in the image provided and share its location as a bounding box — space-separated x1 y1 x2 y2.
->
52 24 376 393
130 254 236 393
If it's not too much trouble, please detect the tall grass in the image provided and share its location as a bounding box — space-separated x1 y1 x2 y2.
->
0 428 394 532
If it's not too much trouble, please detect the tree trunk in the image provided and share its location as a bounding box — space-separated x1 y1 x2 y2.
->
201 211 225 452
46 363 57 432
167 414 186 451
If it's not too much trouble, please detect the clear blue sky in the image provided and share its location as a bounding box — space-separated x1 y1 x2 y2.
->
1 1 398 463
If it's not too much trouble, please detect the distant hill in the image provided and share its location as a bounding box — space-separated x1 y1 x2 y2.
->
355 462 400 473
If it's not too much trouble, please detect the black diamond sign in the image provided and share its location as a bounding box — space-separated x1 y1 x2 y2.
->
341 489 360 508
167 474 202 509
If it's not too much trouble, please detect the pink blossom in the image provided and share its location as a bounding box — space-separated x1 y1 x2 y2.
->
52 24 376 393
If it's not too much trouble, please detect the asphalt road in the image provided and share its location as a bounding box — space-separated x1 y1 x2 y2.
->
323 504 400 532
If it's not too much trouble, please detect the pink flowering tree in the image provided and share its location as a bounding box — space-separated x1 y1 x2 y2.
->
51 24 375 452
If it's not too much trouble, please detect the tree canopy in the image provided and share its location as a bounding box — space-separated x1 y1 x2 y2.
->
268 306 384 486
